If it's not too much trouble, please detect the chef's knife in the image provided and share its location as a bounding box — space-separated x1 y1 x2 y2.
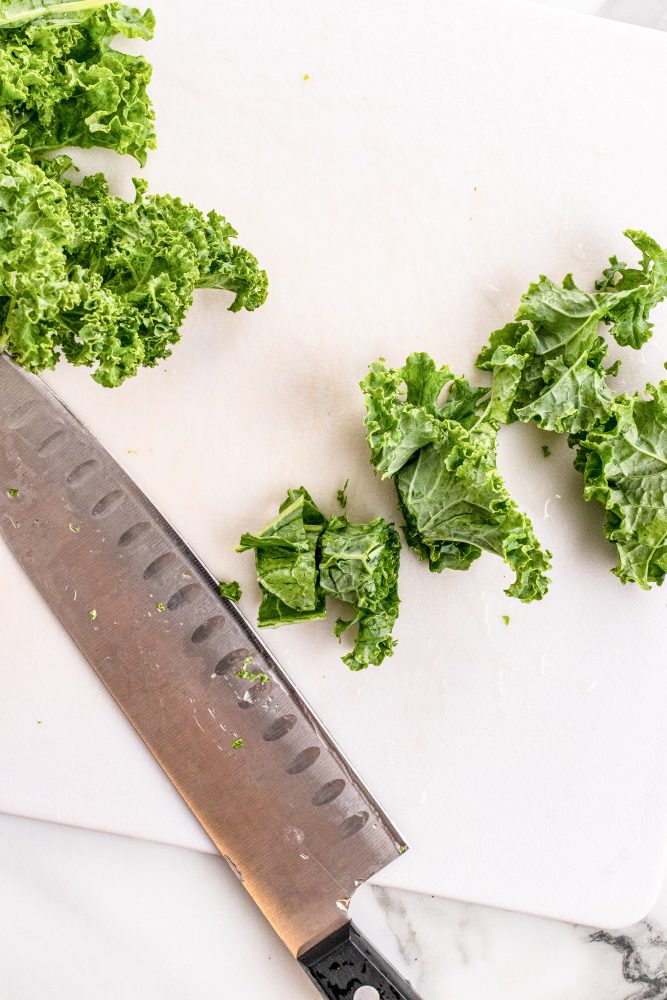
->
0 353 421 1000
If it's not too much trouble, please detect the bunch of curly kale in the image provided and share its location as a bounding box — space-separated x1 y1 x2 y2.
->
0 0 267 387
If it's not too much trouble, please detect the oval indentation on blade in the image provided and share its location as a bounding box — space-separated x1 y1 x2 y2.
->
143 552 177 580
167 582 203 611
37 429 68 456
287 746 320 774
91 489 124 518
263 715 296 742
191 615 226 644
312 779 345 806
67 459 99 487
214 648 252 676
338 811 369 839
118 522 151 547
7 400 43 429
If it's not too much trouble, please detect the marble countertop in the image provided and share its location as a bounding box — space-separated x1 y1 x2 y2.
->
2 808 666 999
2 2 665 998
528 0 667 30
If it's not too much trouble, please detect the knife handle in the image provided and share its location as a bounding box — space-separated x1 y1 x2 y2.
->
298 921 422 1000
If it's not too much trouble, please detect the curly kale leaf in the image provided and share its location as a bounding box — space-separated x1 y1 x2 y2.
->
596 230 667 350
573 381 667 589
362 353 551 602
361 362 446 479
475 279 616 434
361 352 493 478
0 148 75 370
0 2 156 164
475 230 667 589
0 161 268 386
237 488 327 628
476 231 667 434
396 434 552 601
319 514 400 671
61 170 267 384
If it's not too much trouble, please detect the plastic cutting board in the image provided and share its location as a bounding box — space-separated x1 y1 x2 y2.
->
1 0 666 928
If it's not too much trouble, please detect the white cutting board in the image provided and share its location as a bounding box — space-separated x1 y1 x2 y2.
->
1 0 666 929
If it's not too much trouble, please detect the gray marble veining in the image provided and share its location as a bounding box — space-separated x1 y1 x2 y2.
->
359 877 667 999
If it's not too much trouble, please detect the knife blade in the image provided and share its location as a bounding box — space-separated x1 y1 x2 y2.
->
0 354 422 1000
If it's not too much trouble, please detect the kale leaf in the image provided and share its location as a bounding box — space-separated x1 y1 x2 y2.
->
0 158 267 385
596 230 667 350
0 148 75 371
0 2 156 164
573 380 667 589
236 488 327 627
319 514 400 671
361 353 551 602
476 230 667 434
475 230 667 589
237 492 401 669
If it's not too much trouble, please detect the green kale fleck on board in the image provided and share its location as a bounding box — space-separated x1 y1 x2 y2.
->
219 580 242 602
336 479 349 510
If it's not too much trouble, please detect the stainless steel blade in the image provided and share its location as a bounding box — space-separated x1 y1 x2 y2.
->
0 354 407 957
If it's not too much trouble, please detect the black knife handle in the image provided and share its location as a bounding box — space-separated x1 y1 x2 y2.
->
299 921 422 1000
